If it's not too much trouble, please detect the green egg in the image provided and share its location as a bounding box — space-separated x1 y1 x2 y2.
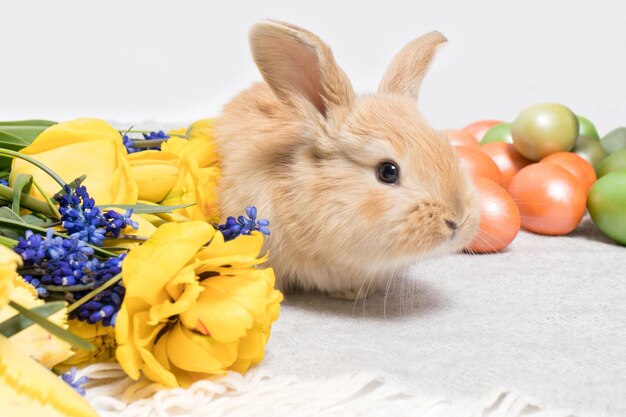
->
573 135 607 168
596 148 626 177
577 115 600 141
480 122 511 145
511 103 579 161
587 171 626 245
600 127 626 154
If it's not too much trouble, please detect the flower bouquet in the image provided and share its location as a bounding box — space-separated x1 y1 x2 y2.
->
0 118 283 416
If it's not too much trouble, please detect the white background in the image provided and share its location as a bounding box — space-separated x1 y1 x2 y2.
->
1 0 624 134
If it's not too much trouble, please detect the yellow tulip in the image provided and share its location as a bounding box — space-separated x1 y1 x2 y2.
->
128 150 180 203
160 158 221 223
162 118 218 169
0 335 98 417
57 320 116 370
10 118 138 204
0 245 21 307
115 221 282 387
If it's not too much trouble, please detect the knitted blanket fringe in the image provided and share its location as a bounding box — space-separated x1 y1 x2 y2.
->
80 363 579 417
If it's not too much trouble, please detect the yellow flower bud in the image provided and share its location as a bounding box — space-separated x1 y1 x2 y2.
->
10 118 138 204
128 150 180 203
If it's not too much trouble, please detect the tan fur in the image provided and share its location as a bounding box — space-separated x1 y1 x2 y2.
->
214 21 479 298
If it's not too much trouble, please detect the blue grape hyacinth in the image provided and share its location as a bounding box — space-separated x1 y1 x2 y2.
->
13 181 135 326
61 367 89 396
55 183 137 246
142 130 169 140
216 206 270 241
122 130 169 153
14 228 126 325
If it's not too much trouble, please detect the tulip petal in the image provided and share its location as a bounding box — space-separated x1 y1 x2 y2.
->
196 232 267 269
166 323 235 373
195 287 255 343
122 222 214 305
200 273 271 319
149 266 203 326
129 151 180 202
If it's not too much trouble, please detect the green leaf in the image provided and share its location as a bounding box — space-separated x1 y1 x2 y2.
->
0 207 26 239
20 213 59 227
11 174 33 213
8 300 93 350
97 202 195 214
0 132 30 171
0 184 60 219
0 126 48 142
0 234 18 248
0 131 30 146
0 120 56 127
0 206 26 223
0 301 65 337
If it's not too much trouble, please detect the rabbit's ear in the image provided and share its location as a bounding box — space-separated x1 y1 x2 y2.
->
249 21 354 117
378 31 447 100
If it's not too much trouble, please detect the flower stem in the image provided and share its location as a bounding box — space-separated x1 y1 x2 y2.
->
32 178 61 219
129 139 167 148
115 234 148 241
66 273 122 314
0 148 66 188
0 235 17 248
126 129 185 138
9 300 94 350
0 184 59 218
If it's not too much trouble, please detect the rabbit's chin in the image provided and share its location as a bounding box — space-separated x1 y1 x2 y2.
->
273 237 467 300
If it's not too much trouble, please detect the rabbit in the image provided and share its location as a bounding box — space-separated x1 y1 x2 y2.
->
214 21 479 300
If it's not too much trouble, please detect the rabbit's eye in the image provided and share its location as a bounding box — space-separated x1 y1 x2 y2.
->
377 161 400 184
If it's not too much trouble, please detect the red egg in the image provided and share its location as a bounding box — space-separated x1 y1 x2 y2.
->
455 145 503 185
463 120 503 142
443 129 480 149
540 152 597 193
481 142 533 188
508 163 587 235
465 177 520 253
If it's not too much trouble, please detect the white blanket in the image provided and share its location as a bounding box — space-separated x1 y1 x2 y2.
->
83 217 626 416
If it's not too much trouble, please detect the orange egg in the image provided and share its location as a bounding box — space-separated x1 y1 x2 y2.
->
455 145 503 185
508 163 586 235
540 152 597 192
463 120 503 142
481 142 533 188
443 129 480 149
465 177 520 253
